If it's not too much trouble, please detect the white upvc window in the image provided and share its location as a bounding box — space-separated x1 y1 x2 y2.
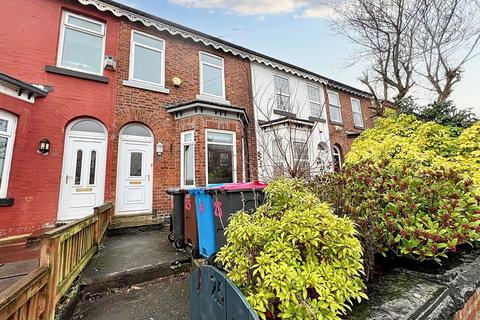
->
0 111 17 198
271 139 285 178
57 11 106 75
273 75 290 111
332 145 342 172
200 52 225 98
307 85 323 118
293 140 310 175
328 91 342 123
205 130 236 185
351 98 364 128
181 131 195 187
129 30 165 87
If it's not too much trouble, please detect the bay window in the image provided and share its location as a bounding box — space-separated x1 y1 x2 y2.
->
181 131 195 187
206 130 236 184
58 11 105 75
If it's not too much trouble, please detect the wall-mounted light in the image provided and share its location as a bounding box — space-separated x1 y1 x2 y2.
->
156 142 164 158
38 138 50 155
172 77 182 87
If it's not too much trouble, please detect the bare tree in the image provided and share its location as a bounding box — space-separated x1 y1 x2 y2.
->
417 0 480 101
334 0 480 108
335 0 422 113
251 72 334 181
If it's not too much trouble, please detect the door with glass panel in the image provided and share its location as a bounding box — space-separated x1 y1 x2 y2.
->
116 124 153 214
58 119 107 221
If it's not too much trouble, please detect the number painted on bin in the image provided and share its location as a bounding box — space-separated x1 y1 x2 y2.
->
200 201 205 214
185 197 192 210
214 200 223 219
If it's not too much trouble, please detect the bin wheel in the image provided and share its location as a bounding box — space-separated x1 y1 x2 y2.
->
174 236 186 249
191 244 201 259
207 253 217 266
168 232 176 243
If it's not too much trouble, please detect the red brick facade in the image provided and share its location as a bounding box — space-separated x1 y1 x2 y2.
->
323 86 375 162
0 0 119 237
111 20 258 217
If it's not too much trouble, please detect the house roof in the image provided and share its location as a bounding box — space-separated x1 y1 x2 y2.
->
0 71 49 98
77 0 372 98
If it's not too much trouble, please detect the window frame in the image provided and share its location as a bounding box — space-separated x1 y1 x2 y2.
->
205 129 236 185
128 30 166 88
57 11 106 76
332 145 342 171
327 91 342 123
0 111 17 198
307 84 324 118
180 130 195 188
199 51 226 99
273 74 291 111
351 98 364 128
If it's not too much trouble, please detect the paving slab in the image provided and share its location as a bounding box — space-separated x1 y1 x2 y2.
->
79 230 190 292
72 272 191 320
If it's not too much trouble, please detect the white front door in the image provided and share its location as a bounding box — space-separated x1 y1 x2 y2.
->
116 125 153 214
58 119 107 221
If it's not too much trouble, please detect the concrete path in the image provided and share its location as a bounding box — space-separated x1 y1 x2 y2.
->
72 272 191 320
79 230 190 292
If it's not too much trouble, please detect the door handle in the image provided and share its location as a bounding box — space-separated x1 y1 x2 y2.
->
147 174 150 182
65 175 69 184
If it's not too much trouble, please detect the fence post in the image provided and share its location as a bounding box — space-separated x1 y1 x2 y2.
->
40 236 60 320
93 206 101 248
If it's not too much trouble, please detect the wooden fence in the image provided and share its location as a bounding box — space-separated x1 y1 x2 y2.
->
0 202 114 320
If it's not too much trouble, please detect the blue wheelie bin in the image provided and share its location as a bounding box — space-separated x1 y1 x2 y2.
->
188 184 224 260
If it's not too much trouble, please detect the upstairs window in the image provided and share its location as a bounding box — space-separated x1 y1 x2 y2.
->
200 52 225 98
351 98 364 128
328 91 342 123
307 85 323 118
0 111 17 198
58 11 105 75
274 75 290 111
130 31 165 86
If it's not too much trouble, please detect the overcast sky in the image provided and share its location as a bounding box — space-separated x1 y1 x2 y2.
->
117 0 480 116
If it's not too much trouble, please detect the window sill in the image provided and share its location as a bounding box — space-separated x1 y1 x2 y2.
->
273 109 296 118
123 80 170 94
354 125 365 130
45 66 109 83
196 94 230 106
330 121 344 126
0 197 14 207
309 116 326 123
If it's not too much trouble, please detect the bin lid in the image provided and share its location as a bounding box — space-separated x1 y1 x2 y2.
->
165 188 187 195
188 183 225 195
217 181 267 192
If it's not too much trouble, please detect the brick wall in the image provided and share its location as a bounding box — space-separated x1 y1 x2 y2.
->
112 20 258 217
323 86 375 159
0 0 119 236
454 289 480 320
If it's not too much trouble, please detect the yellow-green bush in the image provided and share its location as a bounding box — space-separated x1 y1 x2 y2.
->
216 179 367 320
346 114 480 189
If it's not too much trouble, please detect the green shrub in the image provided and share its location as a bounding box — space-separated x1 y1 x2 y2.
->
216 178 367 320
312 162 480 279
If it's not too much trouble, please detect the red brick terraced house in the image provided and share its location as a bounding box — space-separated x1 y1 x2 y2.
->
0 0 120 237
0 0 375 238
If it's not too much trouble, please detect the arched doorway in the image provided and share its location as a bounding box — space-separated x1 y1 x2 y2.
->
58 118 108 220
116 123 154 215
331 144 342 172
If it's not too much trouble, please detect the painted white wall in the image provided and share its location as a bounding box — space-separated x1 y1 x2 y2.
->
251 62 332 181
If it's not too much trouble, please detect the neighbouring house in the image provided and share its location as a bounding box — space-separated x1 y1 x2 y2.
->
0 0 375 238
324 80 375 171
0 0 120 237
